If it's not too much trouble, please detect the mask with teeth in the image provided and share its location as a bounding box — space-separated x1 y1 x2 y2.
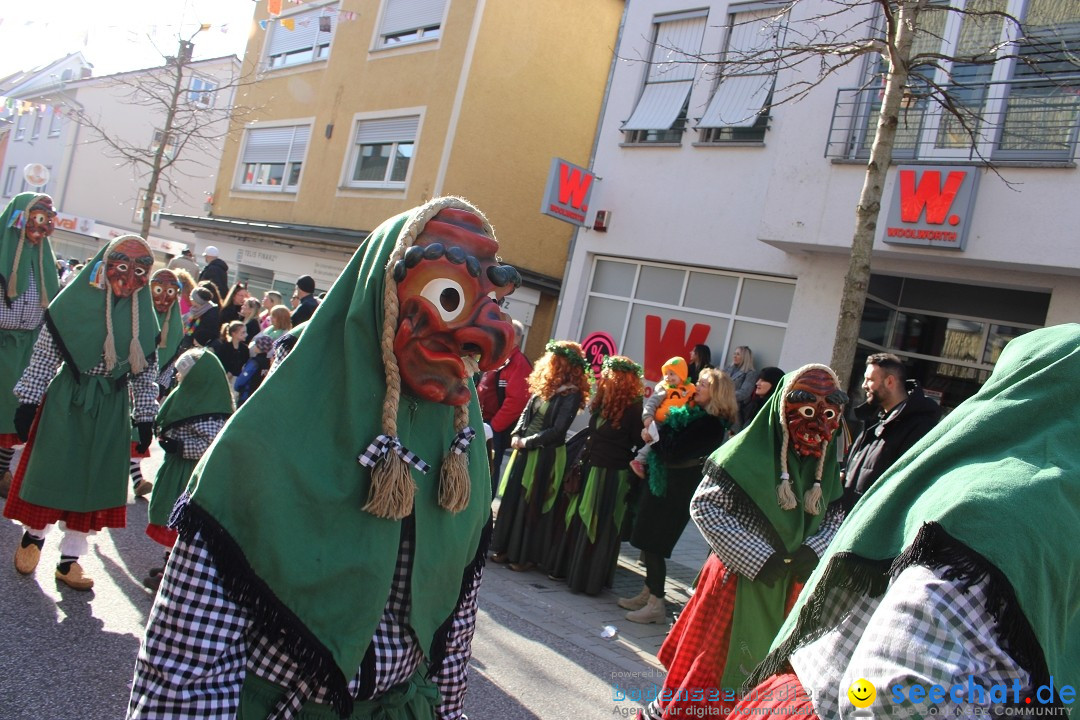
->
392 207 519 405
783 368 846 457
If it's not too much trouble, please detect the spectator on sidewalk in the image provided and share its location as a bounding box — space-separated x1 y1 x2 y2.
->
167 248 199 279
197 245 229 300
724 345 757 430
477 318 532 491
841 352 941 513
290 274 320 326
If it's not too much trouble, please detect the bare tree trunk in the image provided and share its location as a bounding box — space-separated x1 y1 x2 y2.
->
829 0 926 387
139 40 189 241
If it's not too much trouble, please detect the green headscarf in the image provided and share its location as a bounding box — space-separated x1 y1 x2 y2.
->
0 192 61 305
755 324 1080 693
45 234 159 376
177 198 494 716
156 350 233 432
704 364 844 552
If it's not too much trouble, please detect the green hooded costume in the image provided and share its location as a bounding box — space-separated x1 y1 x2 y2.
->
14 235 159 514
0 192 61 438
750 323 1080 700
148 350 232 531
174 200 494 717
699 363 845 691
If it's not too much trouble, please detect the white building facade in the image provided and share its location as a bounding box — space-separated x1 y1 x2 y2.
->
553 0 1080 411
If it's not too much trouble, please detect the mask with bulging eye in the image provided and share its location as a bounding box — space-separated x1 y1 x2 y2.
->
392 207 520 406
105 238 154 298
149 269 181 314
784 368 847 457
24 197 56 246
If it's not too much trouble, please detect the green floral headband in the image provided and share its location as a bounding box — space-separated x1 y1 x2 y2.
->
602 355 642 376
545 339 589 370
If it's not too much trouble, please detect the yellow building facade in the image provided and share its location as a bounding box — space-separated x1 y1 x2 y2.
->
169 0 624 358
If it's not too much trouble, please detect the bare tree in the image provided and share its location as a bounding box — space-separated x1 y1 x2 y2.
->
640 0 1078 385
64 31 259 240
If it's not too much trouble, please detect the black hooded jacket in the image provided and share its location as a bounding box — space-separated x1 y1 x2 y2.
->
842 382 942 512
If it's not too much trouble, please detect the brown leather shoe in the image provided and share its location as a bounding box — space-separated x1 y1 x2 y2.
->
14 542 40 575
55 562 94 591
133 479 153 498
0 470 12 498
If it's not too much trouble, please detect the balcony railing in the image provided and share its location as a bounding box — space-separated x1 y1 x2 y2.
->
825 75 1080 163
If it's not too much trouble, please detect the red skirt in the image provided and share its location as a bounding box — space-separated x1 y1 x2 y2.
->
146 524 178 548
732 672 819 718
130 441 151 460
2 415 126 533
653 555 803 718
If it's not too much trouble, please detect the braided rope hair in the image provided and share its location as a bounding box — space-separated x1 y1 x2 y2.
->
364 196 495 520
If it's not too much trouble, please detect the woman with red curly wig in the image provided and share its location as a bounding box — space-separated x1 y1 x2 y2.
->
490 340 590 573
554 355 645 595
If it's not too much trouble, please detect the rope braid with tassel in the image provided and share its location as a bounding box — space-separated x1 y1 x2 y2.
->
364 197 490 520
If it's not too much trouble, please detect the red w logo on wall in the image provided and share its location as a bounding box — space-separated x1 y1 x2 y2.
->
899 169 966 225
883 165 979 251
541 157 596 227
644 315 711 382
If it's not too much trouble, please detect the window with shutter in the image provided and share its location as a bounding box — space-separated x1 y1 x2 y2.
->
347 115 420 188
238 124 312 192
377 0 446 48
266 3 339 69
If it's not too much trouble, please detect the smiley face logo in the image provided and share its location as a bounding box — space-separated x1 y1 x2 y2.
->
847 679 876 708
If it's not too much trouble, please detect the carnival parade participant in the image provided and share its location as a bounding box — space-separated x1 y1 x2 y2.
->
0 193 61 497
637 365 847 718
555 355 644 594
488 340 590 573
5 234 159 591
129 197 520 719
143 348 232 591
734 324 1080 719
129 268 185 498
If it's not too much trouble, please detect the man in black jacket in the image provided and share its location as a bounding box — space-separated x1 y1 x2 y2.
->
841 353 941 513
290 274 320 326
198 245 229 299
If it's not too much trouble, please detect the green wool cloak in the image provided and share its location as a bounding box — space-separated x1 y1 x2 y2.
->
176 203 493 716
701 366 844 691
754 324 1080 695
0 192 60 303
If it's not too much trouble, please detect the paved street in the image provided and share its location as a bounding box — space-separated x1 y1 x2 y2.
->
0 446 710 719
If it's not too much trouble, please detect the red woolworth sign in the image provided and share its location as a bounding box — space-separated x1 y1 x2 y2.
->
540 157 596 227
882 165 980 251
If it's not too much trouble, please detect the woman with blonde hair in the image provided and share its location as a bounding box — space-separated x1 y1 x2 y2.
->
621 367 737 623
490 340 590 573
554 355 645 594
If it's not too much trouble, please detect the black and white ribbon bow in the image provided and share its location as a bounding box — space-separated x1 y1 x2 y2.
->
357 434 431 474
448 426 476 455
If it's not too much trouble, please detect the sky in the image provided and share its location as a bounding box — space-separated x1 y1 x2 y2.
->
0 0 256 80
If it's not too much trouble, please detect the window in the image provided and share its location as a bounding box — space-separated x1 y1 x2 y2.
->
622 11 708 144
14 113 26 141
829 0 1080 161
266 4 338 69
238 124 311 191
48 109 62 137
30 111 43 140
347 116 418 188
151 130 178 159
3 167 17 197
697 6 786 144
377 0 445 48
134 191 164 226
189 76 218 108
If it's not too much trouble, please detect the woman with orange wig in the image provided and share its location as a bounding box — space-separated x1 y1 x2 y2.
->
555 355 645 594
490 340 590 573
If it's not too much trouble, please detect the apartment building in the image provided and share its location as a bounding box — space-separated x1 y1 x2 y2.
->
552 0 1080 410
168 0 624 357
1 53 240 263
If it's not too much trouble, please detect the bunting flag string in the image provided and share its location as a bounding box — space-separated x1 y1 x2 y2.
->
257 6 359 32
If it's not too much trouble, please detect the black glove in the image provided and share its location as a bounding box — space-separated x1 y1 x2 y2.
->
755 552 789 587
135 421 154 454
158 436 180 455
13 403 38 443
789 545 819 582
